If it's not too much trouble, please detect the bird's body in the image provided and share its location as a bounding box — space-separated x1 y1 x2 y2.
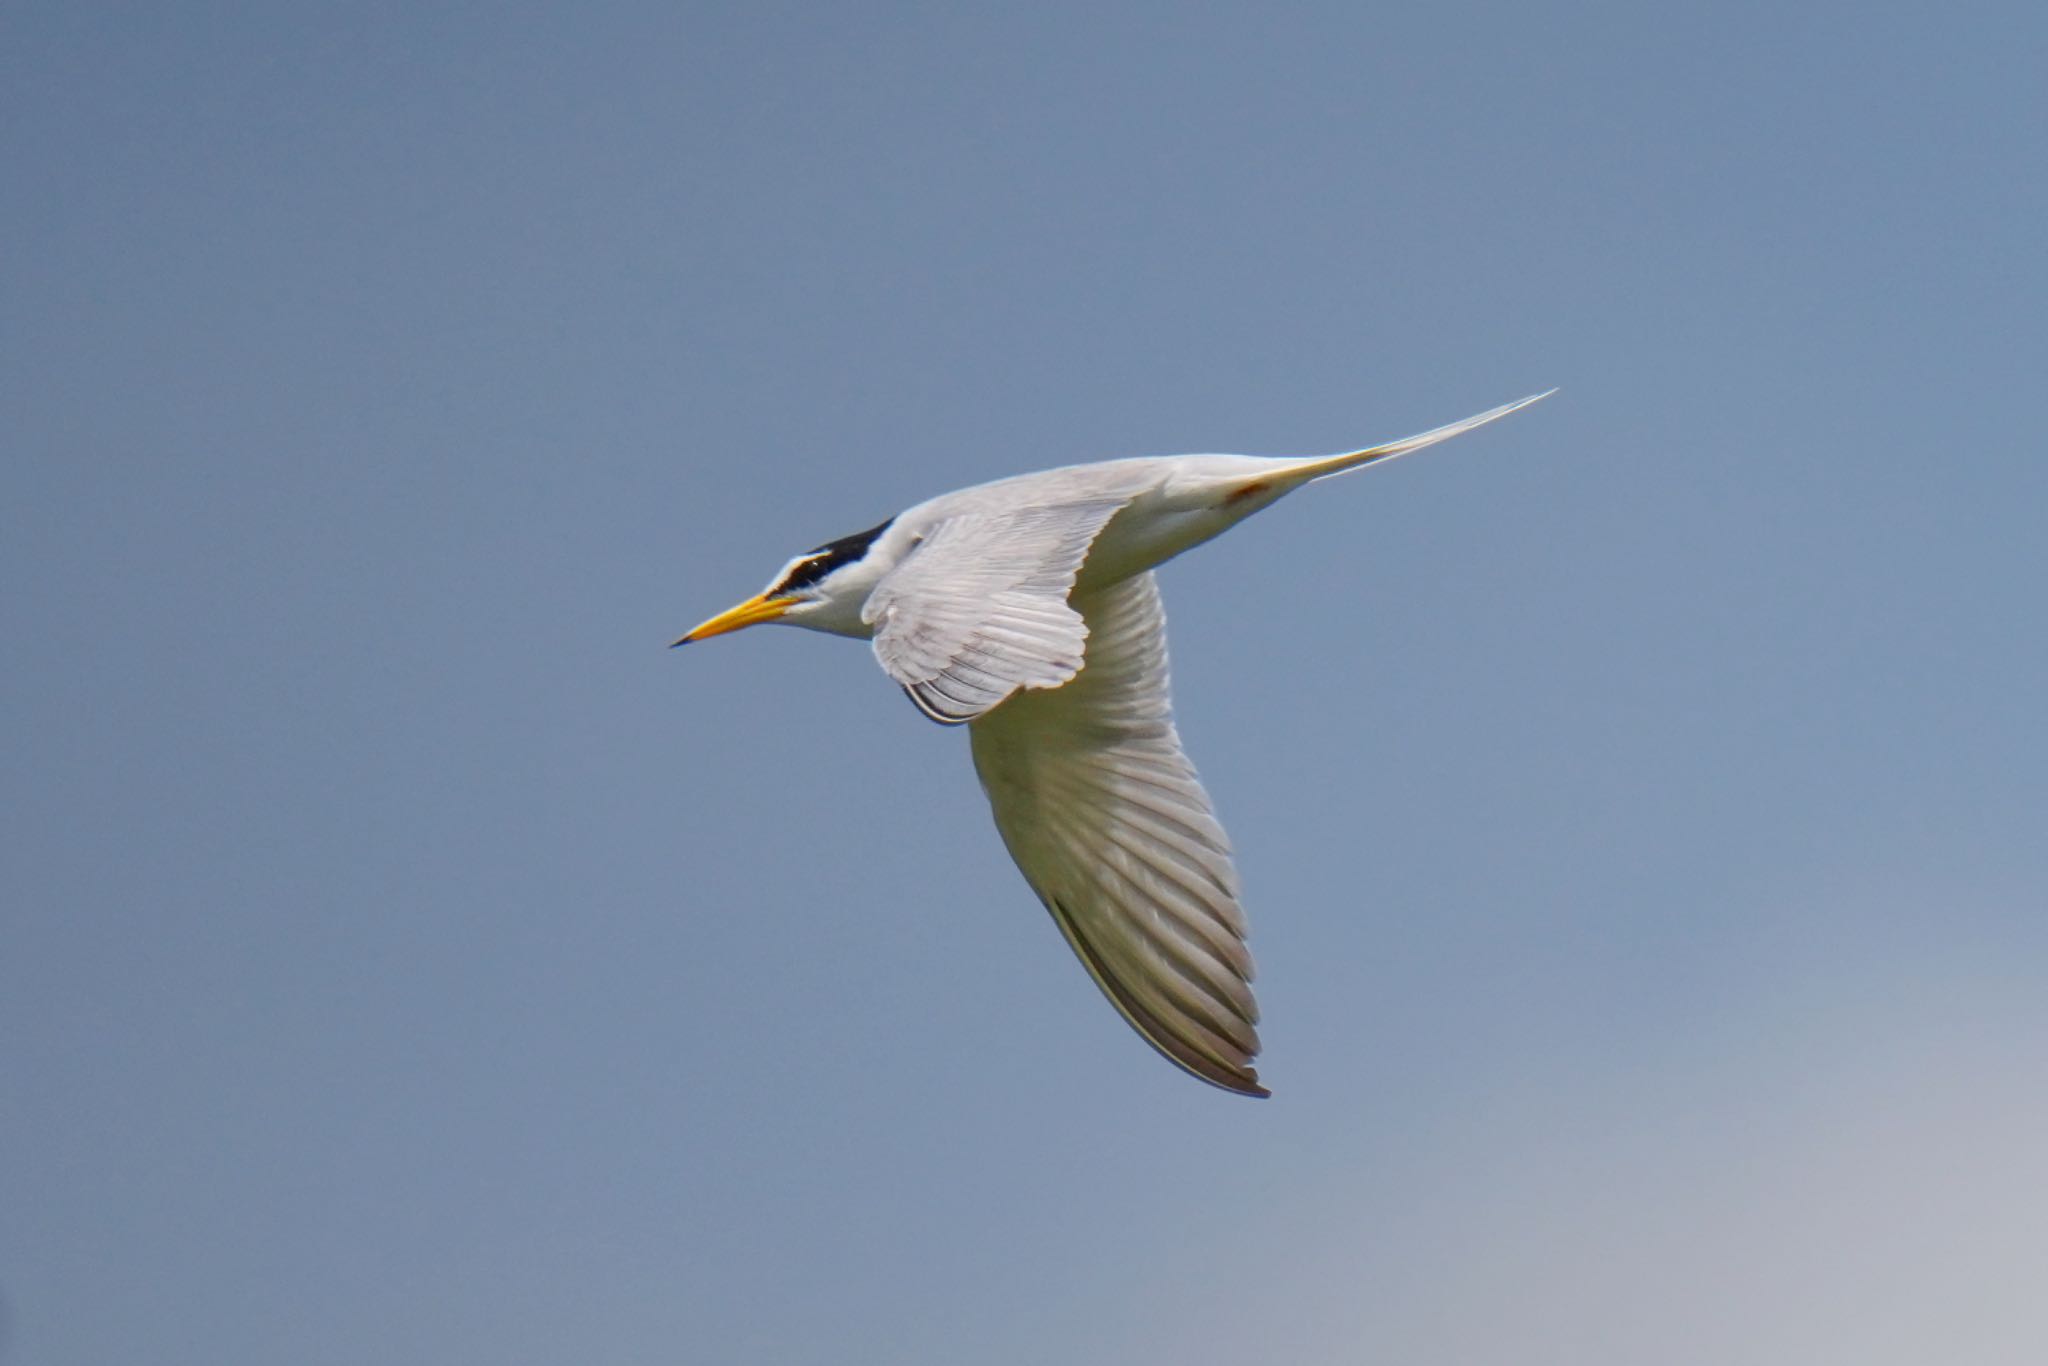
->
760 453 1280 639
678 392 1551 1096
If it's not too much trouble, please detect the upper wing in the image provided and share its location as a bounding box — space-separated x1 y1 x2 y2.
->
863 498 1129 723
967 571 1265 1096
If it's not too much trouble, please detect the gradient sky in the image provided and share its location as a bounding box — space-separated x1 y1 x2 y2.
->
5 3 2045 1363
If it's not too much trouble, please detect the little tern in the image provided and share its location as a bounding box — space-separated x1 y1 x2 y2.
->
677 391 1551 1096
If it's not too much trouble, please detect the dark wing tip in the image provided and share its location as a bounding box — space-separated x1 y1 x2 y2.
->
1210 1064 1271 1099
901 683 979 726
1046 896 1268 1099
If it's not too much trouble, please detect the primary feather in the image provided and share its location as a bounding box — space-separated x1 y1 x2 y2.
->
970 571 1265 1095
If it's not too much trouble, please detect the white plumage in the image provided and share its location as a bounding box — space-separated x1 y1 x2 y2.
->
678 391 1551 1096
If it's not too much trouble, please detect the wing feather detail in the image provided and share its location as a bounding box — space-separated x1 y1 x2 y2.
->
968 571 1267 1097
865 500 1130 724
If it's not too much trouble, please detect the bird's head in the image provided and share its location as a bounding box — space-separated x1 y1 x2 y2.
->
672 516 896 645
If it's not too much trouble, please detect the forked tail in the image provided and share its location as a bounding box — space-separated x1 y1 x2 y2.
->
1285 389 1555 484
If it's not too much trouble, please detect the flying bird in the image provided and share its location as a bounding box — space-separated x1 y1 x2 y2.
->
676 392 1552 1096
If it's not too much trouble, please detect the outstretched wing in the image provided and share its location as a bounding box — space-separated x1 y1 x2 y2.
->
863 498 1129 723
967 571 1265 1096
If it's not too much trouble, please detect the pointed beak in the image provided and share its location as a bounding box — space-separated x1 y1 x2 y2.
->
670 592 797 647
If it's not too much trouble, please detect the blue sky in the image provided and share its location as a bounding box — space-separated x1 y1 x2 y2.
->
5 3 2045 1362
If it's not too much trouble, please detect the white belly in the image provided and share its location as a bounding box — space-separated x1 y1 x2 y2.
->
1075 456 1294 589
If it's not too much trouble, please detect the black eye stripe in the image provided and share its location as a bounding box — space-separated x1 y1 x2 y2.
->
772 516 895 594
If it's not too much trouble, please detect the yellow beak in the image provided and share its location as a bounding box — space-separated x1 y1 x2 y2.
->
671 592 797 646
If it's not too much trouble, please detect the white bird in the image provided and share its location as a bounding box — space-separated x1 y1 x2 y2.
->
677 392 1552 1097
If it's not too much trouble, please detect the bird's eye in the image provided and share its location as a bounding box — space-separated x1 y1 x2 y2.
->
775 554 835 595
772 516 894 596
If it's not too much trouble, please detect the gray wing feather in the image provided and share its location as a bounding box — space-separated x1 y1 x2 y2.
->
863 499 1129 723
968 571 1266 1097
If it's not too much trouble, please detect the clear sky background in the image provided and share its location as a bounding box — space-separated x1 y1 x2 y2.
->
5 3 2045 1363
